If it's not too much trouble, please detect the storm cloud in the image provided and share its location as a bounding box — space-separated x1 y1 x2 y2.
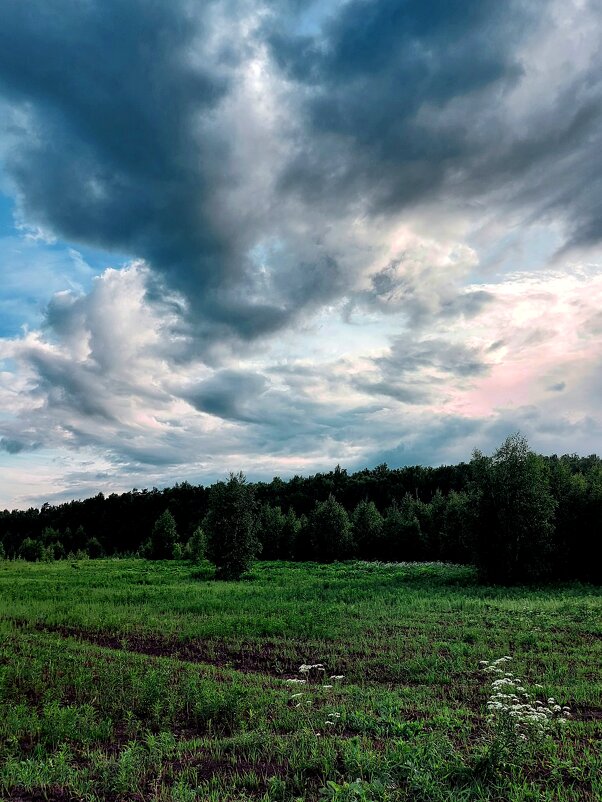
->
1 0 602 506
1 0 601 347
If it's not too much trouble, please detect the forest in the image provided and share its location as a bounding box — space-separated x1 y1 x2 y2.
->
1 434 601 584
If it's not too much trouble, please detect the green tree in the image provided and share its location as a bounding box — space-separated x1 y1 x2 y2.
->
351 500 383 559
149 510 178 560
41 526 60 545
417 490 446 560
279 508 301 560
185 526 207 563
442 490 476 562
86 536 105 559
471 433 557 583
256 503 287 559
381 496 423 561
307 494 354 562
51 540 66 560
18 537 44 562
205 473 260 579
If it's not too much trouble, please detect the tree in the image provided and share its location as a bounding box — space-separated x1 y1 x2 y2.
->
18 537 44 562
185 526 207 563
51 540 66 560
149 510 177 560
351 500 383 559
205 473 260 579
307 494 354 562
86 536 105 559
381 496 423 561
280 508 301 560
471 434 557 583
256 503 287 559
442 490 476 562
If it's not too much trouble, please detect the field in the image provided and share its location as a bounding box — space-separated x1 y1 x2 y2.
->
0 560 600 801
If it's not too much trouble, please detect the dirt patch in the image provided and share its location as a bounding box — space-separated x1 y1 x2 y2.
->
6 789 147 802
8 618 407 683
167 753 289 782
572 703 602 721
5 789 90 802
11 619 298 678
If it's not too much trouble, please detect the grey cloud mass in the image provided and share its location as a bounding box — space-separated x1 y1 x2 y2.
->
1 0 601 352
1 0 602 505
356 336 488 404
187 370 269 422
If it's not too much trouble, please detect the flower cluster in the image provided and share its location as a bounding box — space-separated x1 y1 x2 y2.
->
300 662 326 680
285 662 344 731
480 656 570 741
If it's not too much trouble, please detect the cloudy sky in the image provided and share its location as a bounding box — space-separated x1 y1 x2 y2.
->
1 0 601 508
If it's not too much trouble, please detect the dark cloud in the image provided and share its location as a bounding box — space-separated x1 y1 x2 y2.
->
352 379 430 405
0 437 28 454
363 415 484 468
269 0 602 249
0 0 367 348
382 335 485 383
0 1 224 260
0 0 294 345
1 0 601 355
269 0 534 206
186 369 269 422
353 336 489 407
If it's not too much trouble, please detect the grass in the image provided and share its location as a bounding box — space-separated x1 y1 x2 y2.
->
0 558 600 800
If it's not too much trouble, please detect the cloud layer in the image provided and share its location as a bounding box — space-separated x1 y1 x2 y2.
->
1 0 602 505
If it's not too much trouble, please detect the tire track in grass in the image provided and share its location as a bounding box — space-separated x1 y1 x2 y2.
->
6 617 431 684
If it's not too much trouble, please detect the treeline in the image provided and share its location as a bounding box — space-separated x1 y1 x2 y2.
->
1 435 601 583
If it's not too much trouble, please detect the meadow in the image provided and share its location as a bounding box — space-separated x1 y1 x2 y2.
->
0 559 600 801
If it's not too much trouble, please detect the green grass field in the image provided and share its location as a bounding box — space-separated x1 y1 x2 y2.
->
0 559 600 801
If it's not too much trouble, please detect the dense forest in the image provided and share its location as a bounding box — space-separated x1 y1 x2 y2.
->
1 434 600 583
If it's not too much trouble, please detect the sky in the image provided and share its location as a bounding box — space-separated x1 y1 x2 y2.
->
1 0 602 509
